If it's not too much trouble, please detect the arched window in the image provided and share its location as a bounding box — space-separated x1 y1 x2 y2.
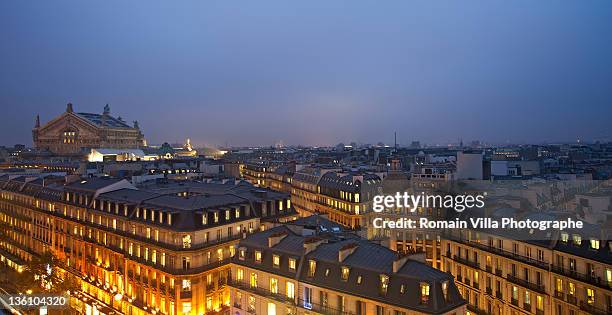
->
62 129 77 144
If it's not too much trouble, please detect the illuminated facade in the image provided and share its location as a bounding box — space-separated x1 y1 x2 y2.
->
32 103 146 155
229 220 466 315
291 167 381 229
243 161 293 194
0 175 296 315
441 227 612 315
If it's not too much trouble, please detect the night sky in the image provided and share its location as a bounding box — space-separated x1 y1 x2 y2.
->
1 1 611 147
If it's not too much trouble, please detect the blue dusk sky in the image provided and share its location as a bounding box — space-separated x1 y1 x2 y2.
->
1 1 611 147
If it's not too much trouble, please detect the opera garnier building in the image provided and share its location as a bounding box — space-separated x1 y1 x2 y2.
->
32 103 146 156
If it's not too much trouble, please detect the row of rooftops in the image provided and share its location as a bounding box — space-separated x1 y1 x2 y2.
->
234 215 465 314
0 174 294 232
292 167 383 192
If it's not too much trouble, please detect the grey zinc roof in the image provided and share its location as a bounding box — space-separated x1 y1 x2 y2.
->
142 194 247 211
97 188 159 203
234 217 465 314
65 177 126 192
77 112 132 128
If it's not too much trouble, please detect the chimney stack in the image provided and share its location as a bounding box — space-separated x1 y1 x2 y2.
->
338 243 358 262
268 231 288 248
303 237 324 254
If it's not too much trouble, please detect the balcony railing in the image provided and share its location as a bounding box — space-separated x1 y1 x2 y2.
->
452 255 480 269
466 304 488 315
297 299 353 315
551 265 611 290
453 238 550 270
506 274 546 294
230 280 296 305
579 301 610 315
553 290 564 300
523 303 531 312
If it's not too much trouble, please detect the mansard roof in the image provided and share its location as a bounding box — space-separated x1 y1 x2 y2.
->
77 112 132 128
234 222 465 314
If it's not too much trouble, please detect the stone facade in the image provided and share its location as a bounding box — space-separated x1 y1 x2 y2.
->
32 103 146 155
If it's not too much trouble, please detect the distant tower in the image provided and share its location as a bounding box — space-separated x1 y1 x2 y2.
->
66 103 73 113
394 131 397 153
35 114 40 128
103 104 110 115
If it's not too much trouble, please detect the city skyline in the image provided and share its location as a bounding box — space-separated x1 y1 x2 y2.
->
2 1 612 147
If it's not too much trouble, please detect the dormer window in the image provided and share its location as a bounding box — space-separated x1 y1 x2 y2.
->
379 275 389 295
420 282 430 304
341 266 349 281
239 248 246 260
289 258 296 271
255 251 262 263
235 208 240 219
214 212 219 223
590 239 600 250
561 232 569 242
400 284 405 294
202 214 208 226
357 275 362 284
273 255 280 268
225 209 230 220
278 200 283 211
572 234 582 245
308 260 316 277
442 281 449 301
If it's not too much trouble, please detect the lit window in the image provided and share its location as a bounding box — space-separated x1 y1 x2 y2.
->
380 275 389 295
341 266 349 281
182 279 191 291
536 295 544 310
237 268 244 281
214 212 219 223
182 235 191 248
420 282 430 304
270 278 278 294
561 232 569 242
255 251 262 263
308 260 316 277
586 288 595 305
273 255 280 268
202 214 208 225
357 275 362 284
286 282 295 299
572 234 581 245
182 302 191 315
289 258 296 271
250 273 258 288
590 239 600 250
442 281 449 300
239 248 246 260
